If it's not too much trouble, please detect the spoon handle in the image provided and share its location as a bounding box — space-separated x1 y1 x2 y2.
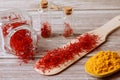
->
94 15 120 38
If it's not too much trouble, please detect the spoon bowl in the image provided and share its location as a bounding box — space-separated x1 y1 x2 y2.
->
85 51 120 78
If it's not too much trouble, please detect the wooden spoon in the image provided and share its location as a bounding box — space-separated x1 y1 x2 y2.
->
35 15 120 75
85 51 120 78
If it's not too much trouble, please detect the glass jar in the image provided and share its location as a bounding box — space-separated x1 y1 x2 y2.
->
0 9 37 62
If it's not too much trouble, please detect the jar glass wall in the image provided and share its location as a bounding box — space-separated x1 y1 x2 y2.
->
0 9 37 62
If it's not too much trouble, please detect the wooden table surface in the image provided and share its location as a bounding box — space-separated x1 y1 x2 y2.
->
0 0 120 80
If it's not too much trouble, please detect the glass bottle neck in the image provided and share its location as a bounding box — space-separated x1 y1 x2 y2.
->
64 14 72 20
40 8 48 13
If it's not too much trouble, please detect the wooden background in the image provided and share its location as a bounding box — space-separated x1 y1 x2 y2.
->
0 0 120 80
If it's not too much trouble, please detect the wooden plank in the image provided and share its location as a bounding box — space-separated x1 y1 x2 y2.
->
0 58 120 80
0 0 120 80
0 0 120 11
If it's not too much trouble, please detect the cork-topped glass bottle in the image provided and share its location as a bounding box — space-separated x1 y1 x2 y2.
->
38 0 52 38
63 6 74 37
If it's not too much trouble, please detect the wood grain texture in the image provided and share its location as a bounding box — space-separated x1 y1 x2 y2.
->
0 0 120 80
0 0 120 11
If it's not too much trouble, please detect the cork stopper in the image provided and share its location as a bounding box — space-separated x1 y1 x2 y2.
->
64 6 73 15
40 0 48 8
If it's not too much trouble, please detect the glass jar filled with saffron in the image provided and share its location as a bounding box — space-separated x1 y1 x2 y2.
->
63 6 74 37
0 9 37 63
38 0 52 38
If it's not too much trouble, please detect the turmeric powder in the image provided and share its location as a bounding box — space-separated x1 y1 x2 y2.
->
85 50 120 76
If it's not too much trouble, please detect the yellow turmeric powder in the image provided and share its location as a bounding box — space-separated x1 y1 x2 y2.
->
85 50 120 76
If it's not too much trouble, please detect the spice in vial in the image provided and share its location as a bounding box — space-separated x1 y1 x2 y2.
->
41 22 51 38
39 0 52 38
63 6 73 37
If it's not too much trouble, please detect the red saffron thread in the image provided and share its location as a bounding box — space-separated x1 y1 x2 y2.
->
2 21 27 37
2 21 34 63
63 22 73 37
10 29 34 63
35 33 99 72
41 22 51 38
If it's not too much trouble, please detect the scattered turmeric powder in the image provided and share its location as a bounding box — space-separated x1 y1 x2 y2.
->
85 50 120 76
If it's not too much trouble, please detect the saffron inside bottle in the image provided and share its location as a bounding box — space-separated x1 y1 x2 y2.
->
39 0 52 38
63 6 74 37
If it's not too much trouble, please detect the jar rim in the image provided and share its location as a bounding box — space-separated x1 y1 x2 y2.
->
5 25 37 53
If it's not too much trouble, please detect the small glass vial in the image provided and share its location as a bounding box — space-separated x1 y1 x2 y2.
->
63 6 74 37
39 0 52 38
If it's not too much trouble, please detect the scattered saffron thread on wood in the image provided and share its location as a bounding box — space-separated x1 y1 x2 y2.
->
35 33 99 72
